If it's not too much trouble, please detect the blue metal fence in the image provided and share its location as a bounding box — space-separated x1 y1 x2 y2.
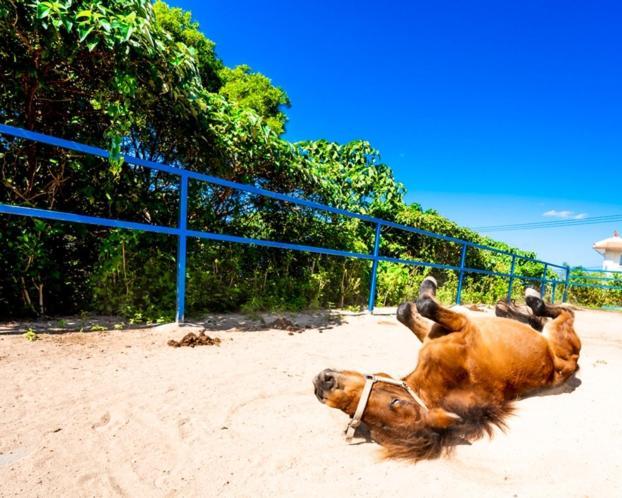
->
0 124 571 321
566 267 622 293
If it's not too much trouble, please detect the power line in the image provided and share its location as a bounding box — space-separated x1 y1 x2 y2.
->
475 216 622 231
474 213 622 230
474 217 622 232
472 214 622 232
476 217 622 232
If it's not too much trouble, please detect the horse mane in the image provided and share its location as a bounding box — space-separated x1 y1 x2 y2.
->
379 400 515 461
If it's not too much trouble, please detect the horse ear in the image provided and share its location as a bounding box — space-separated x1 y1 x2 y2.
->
424 408 462 430
373 372 393 378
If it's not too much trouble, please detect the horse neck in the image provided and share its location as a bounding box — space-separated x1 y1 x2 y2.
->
402 370 437 407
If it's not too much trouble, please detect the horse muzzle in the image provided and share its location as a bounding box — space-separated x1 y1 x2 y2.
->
313 368 338 402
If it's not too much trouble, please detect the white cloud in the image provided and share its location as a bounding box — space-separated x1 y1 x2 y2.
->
543 210 573 218
542 210 588 220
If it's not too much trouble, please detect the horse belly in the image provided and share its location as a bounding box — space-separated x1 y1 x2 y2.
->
470 318 556 397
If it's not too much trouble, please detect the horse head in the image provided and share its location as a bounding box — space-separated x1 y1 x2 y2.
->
313 368 462 460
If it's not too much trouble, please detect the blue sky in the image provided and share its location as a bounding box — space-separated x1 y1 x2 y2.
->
172 0 621 267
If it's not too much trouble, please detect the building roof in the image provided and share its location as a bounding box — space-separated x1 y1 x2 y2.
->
593 231 622 254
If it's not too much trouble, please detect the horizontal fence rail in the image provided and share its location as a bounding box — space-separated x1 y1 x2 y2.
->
0 124 575 321
567 268 622 292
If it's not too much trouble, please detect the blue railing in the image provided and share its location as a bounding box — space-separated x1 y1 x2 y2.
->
0 124 571 321
567 267 622 291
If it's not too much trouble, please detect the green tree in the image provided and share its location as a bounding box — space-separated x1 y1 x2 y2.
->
219 64 291 134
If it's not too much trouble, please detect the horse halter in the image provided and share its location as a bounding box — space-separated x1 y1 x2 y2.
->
344 374 429 441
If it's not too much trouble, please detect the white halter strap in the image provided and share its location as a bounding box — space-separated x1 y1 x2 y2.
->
344 374 429 441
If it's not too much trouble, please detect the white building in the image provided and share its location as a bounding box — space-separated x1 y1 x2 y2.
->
593 231 622 270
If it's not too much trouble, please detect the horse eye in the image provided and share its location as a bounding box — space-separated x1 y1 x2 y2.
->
390 398 401 409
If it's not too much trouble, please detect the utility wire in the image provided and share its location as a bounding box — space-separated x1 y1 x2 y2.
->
473 214 622 232
475 213 622 230
475 215 622 231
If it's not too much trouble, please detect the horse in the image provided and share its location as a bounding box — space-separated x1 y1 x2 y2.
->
313 276 581 460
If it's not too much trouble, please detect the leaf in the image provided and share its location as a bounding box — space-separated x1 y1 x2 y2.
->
33 219 47 232
77 25 94 42
36 2 51 19
87 39 98 51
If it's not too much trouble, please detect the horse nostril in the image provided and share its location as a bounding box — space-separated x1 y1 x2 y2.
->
322 371 336 390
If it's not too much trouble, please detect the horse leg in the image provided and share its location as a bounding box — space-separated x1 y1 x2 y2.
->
524 288 568 318
494 300 547 332
525 289 581 385
415 276 469 332
397 276 466 341
545 316 581 385
396 302 436 342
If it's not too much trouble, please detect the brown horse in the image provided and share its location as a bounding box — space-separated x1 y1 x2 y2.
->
313 277 581 460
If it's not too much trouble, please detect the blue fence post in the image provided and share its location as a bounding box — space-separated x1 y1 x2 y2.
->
562 266 571 302
540 263 548 298
507 254 517 302
455 243 468 304
176 173 189 323
551 281 557 304
367 223 382 313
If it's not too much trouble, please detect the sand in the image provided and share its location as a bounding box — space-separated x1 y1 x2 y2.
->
1 308 621 497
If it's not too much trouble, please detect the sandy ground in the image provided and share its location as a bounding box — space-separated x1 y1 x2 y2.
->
1 308 621 498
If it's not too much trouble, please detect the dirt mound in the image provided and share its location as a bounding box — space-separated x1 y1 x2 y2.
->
167 331 221 348
265 317 302 332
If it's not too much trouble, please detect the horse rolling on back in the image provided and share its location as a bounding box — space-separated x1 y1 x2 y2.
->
313 277 581 461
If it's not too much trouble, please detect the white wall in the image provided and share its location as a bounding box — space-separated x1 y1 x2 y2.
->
603 249 622 270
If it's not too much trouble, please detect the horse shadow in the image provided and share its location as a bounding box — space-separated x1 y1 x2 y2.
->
528 372 582 398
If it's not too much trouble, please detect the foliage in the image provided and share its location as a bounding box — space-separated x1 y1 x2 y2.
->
565 268 622 308
219 65 290 135
3 0 614 321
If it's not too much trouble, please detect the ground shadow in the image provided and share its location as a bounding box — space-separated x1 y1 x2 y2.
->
188 310 345 333
527 373 582 398
0 315 162 336
0 310 346 336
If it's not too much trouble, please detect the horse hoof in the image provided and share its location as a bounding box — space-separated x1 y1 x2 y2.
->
397 302 413 326
419 276 438 297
